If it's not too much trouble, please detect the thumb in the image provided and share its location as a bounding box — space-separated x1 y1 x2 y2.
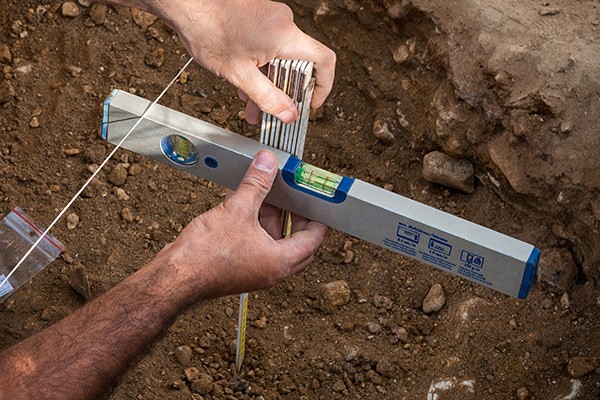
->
232 62 298 124
229 150 279 212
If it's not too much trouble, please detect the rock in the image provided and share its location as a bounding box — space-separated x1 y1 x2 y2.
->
64 148 80 156
174 345 192 366
277 376 296 394
343 250 354 264
184 367 200 382
77 0 92 6
61 2 80 17
320 280 351 310
120 207 134 223
422 284 446 313
66 65 82 77
180 94 215 114
254 315 267 329
29 117 40 128
89 3 107 24
392 327 409 343
373 295 393 310
145 48 165 69
376 359 397 378
128 164 142 176
332 380 346 392
537 248 578 294
422 151 474 193
516 387 529 399
69 264 91 300
40 305 71 322
108 163 128 186
540 7 560 16
487 137 532 195
132 8 157 29
191 374 213 395
0 80 15 103
0 44 11 64
392 43 410 64
115 188 129 201
66 213 79 230
367 322 382 334
567 356 598 378
372 119 395 144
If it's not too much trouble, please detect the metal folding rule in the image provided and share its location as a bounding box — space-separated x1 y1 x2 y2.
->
101 89 539 299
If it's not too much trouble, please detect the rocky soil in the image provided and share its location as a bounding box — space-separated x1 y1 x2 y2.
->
1 0 599 399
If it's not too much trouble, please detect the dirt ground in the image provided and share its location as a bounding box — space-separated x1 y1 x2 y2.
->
1 0 599 399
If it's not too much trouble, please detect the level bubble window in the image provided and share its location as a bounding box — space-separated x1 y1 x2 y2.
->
294 162 342 198
160 134 199 166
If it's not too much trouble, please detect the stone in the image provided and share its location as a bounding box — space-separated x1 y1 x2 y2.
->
29 117 40 128
115 188 129 201
540 7 560 16
64 148 80 156
392 43 410 64
373 295 393 310
422 151 474 193
69 264 91 300
332 380 346 392
0 44 11 64
128 164 142 176
422 284 446 313
180 94 215 114
254 315 267 329
367 322 382 334
537 248 578 294
191 374 213 395
0 80 15 103
40 305 71 322
66 65 82 77
132 8 157 29
61 2 80 17
66 213 79 230
174 345 192 366
77 0 92 6
376 359 397 378
320 280 351 310
89 3 107 24
108 163 128 186
372 119 395 144
184 367 200 382
516 387 529 399
567 356 598 378
120 207 134 222
277 376 296 394
145 48 165 69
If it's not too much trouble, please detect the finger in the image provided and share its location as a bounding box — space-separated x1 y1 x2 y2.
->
245 100 262 125
237 88 249 103
259 204 283 239
229 150 278 212
228 61 298 124
279 34 336 108
278 221 327 265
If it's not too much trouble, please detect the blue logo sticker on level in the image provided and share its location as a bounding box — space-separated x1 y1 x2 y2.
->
460 250 484 269
397 226 420 244
428 238 452 257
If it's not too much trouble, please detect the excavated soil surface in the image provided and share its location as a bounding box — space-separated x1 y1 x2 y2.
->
1 1 599 399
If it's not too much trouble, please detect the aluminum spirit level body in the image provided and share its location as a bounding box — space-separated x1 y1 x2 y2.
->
102 90 539 298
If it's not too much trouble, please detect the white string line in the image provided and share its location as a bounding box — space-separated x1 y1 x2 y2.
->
0 57 194 291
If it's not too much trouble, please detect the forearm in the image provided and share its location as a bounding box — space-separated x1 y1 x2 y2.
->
0 252 197 400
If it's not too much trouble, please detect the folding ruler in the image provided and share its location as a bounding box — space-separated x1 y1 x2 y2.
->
101 90 539 299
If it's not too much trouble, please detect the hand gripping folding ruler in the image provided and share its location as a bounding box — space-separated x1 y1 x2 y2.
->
101 91 540 297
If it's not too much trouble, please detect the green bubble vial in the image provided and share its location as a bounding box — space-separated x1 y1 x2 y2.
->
294 162 342 197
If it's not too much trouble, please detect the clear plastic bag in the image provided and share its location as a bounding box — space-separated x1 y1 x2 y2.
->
0 207 64 302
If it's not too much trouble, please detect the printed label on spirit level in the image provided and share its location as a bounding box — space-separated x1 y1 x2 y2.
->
428 238 452 257
396 225 420 245
0 275 14 298
460 250 484 269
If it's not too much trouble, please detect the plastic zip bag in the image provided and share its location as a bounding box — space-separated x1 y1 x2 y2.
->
0 207 64 302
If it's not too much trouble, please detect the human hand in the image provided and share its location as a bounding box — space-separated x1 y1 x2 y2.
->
153 0 336 124
157 150 327 301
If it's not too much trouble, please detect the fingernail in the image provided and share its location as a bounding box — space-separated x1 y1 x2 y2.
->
275 109 296 123
254 151 276 172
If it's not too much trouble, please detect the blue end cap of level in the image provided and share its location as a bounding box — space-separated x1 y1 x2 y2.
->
282 156 354 204
101 89 119 140
518 247 540 299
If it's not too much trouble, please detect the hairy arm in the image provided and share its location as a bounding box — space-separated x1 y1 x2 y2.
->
0 151 327 400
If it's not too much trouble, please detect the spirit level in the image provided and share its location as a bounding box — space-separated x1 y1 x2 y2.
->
102 89 539 298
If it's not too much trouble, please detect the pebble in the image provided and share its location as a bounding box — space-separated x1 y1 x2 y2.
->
0 44 11 64
184 367 200 382
376 359 397 378
367 322 382 334
224 306 234 317
567 356 598 378
516 387 529 399
422 284 446 313
128 163 142 176
61 2 80 17
108 163 128 186
373 295 393 310
277 376 296 394
392 327 409 343
132 8 157 29
372 119 395 144
254 315 267 329
422 151 474 193
77 0 92 6
560 292 570 309
115 188 129 201
174 345 192 366
40 305 70 322
66 65 82 77
88 3 107 24
145 48 165 69
191 374 213 395
29 117 40 128
0 80 15 103
120 207 134 222
64 148 80 156
66 213 80 230
332 380 346 392
540 7 560 16
343 250 354 264
392 44 410 64
69 264 91 300
537 248 578 294
320 280 351 310
180 94 215 114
